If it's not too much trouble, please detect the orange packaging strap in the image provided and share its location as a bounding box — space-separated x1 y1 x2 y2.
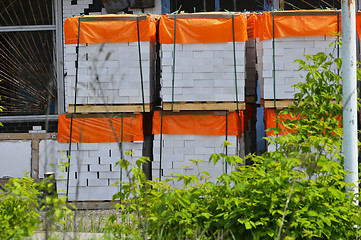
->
58 114 143 143
152 111 244 137
159 14 248 44
64 15 157 44
256 11 341 41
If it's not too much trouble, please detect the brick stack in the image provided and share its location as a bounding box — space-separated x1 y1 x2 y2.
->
256 35 339 100
56 142 143 201
59 15 156 201
153 134 242 185
160 42 246 102
64 41 156 110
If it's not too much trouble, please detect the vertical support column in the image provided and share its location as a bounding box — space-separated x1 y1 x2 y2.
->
215 0 220 11
55 0 64 114
342 0 359 200
31 139 40 179
142 112 153 180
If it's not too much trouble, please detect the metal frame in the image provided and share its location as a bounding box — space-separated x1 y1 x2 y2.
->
0 0 63 121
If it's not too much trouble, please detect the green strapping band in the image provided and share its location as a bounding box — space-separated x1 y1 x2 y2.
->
231 14 239 111
66 17 81 202
159 111 163 181
136 17 146 112
272 11 279 149
225 111 228 174
171 13 177 111
119 112 124 203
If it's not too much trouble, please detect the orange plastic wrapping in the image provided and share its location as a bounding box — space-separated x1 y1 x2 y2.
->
58 114 143 143
64 15 156 44
159 14 248 44
264 108 296 136
264 108 342 136
357 13 361 40
152 111 244 137
247 13 258 39
256 11 341 41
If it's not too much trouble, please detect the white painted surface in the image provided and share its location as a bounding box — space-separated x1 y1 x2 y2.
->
39 139 58 178
0 141 31 178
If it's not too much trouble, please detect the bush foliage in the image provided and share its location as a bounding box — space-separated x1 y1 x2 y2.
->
107 47 361 239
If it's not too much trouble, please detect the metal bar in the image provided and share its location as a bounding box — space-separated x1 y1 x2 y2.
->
0 114 58 122
0 25 56 32
55 0 64 114
342 0 359 201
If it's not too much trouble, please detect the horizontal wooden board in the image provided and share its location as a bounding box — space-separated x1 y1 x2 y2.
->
168 12 238 19
80 15 147 22
262 99 342 109
0 133 57 140
163 102 246 111
68 104 151 113
273 10 340 17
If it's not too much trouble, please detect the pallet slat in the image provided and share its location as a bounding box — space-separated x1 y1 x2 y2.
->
68 104 151 113
162 102 246 111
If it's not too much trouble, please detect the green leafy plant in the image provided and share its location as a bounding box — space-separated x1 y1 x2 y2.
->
105 42 361 239
0 176 41 239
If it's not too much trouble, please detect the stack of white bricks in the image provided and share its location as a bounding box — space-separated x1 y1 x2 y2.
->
56 141 143 201
64 41 156 110
160 42 246 102
153 134 243 186
63 0 103 20
63 0 162 21
256 36 340 100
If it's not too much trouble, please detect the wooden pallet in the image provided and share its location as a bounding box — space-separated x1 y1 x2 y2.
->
261 99 293 109
68 104 152 113
262 99 342 109
162 102 246 111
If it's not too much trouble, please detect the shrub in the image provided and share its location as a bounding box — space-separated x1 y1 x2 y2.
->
0 176 41 239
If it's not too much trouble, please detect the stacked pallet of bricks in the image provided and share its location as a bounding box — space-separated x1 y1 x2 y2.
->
57 113 144 201
254 10 342 151
57 15 156 201
64 15 157 113
56 141 143 201
255 10 342 106
152 111 244 185
150 13 248 184
159 13 248 111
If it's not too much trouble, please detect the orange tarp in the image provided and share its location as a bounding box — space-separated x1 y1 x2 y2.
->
255 11 341 41
58 114 143 143
264 108 342 136
247 13 258 40
357 13 361 40
152 111 244 136
264 108 296 136
159 14 248 44
64 15 156 44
